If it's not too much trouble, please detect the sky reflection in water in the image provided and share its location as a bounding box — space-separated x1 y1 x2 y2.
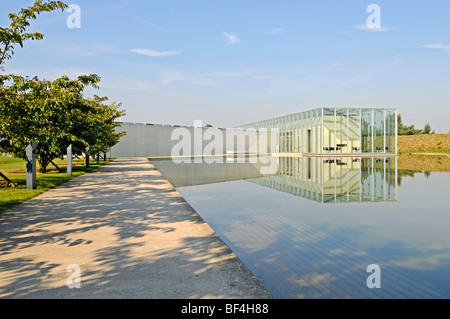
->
152 156 450 298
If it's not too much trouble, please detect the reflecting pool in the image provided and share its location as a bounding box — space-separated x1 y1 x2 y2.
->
152 156 450 299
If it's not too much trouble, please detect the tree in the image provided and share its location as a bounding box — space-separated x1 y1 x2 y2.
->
1 1 126 176
422 123 432 134
397 114 435 135
397 114 424 135
89 97 126 155
0 1 68 69
0 74 125 173
70 94 125 161
0 1 68 184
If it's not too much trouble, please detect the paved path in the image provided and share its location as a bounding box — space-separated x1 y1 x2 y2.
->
0 158 273 299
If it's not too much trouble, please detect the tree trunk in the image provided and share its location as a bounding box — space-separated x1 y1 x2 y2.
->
50 160 61 171
0 170 15 187
38 157 50 173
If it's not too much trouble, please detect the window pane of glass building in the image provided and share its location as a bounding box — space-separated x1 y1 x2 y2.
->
247 156 397 204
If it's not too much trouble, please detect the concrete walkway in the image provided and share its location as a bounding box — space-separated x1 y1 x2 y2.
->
0 158 273 299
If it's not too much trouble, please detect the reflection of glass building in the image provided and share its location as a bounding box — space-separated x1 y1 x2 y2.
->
238 107 397 155
152 155 398 204
248 156 397 203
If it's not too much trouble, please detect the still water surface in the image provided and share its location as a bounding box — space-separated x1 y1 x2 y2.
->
152 156 450 299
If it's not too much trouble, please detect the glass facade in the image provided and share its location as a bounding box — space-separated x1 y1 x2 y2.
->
247 156 398 204
238 107 398 154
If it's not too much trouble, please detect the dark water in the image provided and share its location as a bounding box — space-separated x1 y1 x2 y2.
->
152 156 450 299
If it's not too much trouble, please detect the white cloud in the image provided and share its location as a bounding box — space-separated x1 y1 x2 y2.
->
123 14 164 31
422 44 450 55
130 48 182 58
354 24 391 32
268 27 285 35
223 32 240 45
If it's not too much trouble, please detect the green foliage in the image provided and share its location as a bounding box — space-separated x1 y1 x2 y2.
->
0 1 67 183
398 124 423 136
0 74 125 173
397 114 433 135
0 1 68 69
422 123 432 134
0 1 126 176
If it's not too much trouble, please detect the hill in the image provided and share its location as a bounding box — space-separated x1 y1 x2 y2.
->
398 134 450 154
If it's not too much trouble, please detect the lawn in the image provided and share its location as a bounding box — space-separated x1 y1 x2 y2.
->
0 155 116 212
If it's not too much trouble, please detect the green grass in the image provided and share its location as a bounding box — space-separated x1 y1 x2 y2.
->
0 156 116 212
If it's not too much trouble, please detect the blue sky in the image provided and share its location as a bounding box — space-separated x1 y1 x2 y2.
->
1 0 449 132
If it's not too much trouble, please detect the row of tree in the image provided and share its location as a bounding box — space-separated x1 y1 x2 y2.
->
0 74 125 173
0 1 125 183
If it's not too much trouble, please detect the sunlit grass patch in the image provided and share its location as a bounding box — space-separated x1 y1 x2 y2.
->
0 156 116 212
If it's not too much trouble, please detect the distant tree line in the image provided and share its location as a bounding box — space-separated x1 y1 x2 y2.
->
0 1 125 183
398 114 434 136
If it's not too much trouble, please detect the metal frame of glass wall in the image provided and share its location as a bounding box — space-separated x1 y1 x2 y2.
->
238 107 397 154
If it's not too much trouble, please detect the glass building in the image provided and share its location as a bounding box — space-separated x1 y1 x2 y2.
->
151 155 397 204
248 156 397 204
238 107 398 155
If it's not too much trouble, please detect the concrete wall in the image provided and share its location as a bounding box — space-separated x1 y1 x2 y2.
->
110 122 276 157
151 159 277 187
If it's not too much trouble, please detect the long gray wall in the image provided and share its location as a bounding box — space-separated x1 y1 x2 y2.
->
152 159 277 187
110 122 277 157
